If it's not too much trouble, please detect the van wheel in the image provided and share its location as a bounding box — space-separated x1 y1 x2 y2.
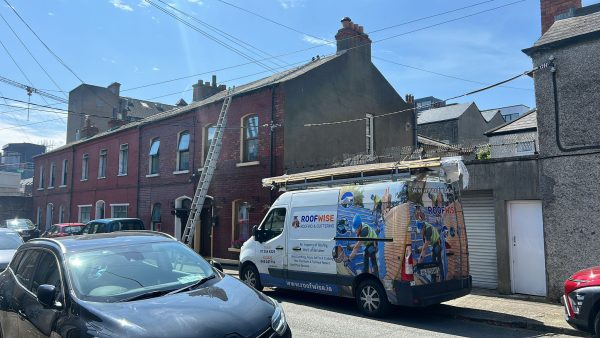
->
241 264 263 291
356 279 389 317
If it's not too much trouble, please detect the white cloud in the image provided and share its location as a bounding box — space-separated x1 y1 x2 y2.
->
138 0 150 7
302 35 334 48
187 0 203 4
48 12 54 16
110 0 133 12
279 0 303 9
152 67 160 71
101 57 117 64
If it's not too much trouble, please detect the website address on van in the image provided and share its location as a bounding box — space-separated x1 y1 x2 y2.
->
285 280 334 293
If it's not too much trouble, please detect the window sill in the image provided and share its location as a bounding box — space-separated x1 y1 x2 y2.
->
173 170 190 175
47 186 54 190
236 161 260 167
37 188 44 191
97 177 106 180
59 185 67 188
80 179 88 182
228 247 241 253
117 173 128 177
146 174 160 178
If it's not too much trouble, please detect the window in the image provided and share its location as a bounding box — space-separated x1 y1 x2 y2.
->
258 208 286 242
204 124 216 164
95 200 105 219
38 165 45 189
111 204 128 218
98 149 107 178
366 114 374 156
49 162 56 187
58 205 65 223
242 115 259 162
82 154 89 180
232 200 251 246
118 144 128 175
15 250 42 288
36 207 42 225
151 203 161 231
177 131 190 171
149 138 160 175
31 251 61 295
46 203 54 229
516 141 535 155
61 159 68 186
78 205 92 223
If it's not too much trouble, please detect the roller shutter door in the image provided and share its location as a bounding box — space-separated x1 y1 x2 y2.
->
462 191 498 289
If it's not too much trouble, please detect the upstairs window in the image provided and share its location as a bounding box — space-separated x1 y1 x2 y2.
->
61 159 68 186
204 124 216 164
242 115 259 162
149 138 160 175
118 144 128 176
38 165 45 189
177 132 190 171
81 154 89 180
98 149 107 178
49 163 55 188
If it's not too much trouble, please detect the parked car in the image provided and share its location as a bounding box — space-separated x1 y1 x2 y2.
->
0 229 23 270
42 223 85 238
0 231 291 337
79 218 145 235
1 218 40 241
564 266 600 337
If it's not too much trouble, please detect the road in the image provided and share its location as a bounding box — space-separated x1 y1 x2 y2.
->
263 288 576 338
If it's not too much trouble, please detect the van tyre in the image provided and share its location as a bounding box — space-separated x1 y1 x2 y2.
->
356 279 389 317
241 264 263 291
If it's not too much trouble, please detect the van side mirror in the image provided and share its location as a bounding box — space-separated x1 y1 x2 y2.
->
251 225 258 237
209 259 223 272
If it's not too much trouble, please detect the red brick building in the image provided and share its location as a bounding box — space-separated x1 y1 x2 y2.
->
33 18 415 261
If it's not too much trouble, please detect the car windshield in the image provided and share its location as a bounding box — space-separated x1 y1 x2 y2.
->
64 226 82 234
66 241 215 302
3 219 34 230
0 233 23 250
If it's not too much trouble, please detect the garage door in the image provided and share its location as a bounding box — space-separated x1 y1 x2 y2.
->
461 191 498 289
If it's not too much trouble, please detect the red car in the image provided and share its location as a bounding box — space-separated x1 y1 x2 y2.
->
43 223 85 238
564 266 600 336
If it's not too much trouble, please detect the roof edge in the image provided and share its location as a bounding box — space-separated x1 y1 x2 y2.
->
523 30 600 56
484 108 537 135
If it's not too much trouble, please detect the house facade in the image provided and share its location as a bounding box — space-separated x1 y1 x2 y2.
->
33 17 415 261
486 109 538 158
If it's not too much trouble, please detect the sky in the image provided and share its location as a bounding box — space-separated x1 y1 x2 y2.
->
0 0 595 150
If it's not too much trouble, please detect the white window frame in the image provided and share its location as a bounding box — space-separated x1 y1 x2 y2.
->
203 124 216 165
176 131 190 172
58 205 65 223
81 154 89 181
60 159 68 187
78 205 92 223
98 149 107 179
240 114 259 164
48 162 56 188
366 113 374 156
110 203 129 218
148 138 160 176
118 144 128 176
38 165 45 189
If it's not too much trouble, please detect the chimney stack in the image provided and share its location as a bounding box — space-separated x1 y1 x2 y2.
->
107 82 121 96
80 115 99 139
192 75 226 102
335 17 372 61
541 0 581 34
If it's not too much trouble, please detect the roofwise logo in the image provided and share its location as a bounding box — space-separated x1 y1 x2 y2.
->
294 213 336 230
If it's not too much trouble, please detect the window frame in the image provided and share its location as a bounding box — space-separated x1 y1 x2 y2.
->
203 124 217 165
38 165 45 189
48 162 56 188
98 149 107 179
241 114 259 163
78 205 92 223
257 207 287 242
60 159 68 187
118 143 128 176
81 154 89 181
148 138 160 175
110 203 129 218
176 131 190 172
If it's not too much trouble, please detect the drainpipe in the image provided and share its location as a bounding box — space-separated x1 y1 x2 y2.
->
68 145 75 222
269 85 277 204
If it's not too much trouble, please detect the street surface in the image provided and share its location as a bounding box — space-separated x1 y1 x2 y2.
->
265 288 578 337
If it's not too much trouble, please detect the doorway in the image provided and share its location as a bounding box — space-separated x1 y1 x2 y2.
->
174 196 192 240
198 197 213 257
507 200 547 296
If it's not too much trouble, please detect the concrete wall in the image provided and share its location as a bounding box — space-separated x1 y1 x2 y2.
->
465 156 540 294
527 37 600 300
0 172 21 196
67 84 119 143
283 51 413 170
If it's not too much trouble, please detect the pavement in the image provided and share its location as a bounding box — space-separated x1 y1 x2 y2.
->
221 265 585 337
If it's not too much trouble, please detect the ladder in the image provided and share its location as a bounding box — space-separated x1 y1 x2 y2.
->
181 87 235 246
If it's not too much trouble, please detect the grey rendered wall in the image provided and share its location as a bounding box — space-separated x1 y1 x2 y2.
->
457 104 503 145
528 37 600 300
465 157 540 294
282 51 413 171
418 120 458 144
0 196 33 223
67 85 119 143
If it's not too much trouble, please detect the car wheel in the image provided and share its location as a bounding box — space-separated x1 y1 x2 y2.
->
594 310 600 338
241 264 263 291
356 279 389 317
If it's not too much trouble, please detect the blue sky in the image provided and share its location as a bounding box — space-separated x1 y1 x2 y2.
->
0 0 594 149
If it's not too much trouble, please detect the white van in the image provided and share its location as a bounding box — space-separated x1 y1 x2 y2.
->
240 158 471 316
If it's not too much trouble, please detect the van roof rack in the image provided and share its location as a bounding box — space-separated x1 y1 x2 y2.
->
263 157 455 191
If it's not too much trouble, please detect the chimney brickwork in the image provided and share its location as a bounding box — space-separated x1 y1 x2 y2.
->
192 75 226 102
335 17 372 61
541 0 581 34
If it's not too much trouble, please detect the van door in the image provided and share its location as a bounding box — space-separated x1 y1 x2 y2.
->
253 207 288 284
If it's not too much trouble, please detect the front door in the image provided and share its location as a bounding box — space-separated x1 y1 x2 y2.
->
199 203 212 257
254 207 287 283
508 200 547 296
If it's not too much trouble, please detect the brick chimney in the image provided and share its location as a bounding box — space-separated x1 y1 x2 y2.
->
192 75 226 102
80 115 99 139
335 17 372 61
541 0 581 34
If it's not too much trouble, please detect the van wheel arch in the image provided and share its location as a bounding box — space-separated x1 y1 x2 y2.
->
352 274 390 317
352 273 383 297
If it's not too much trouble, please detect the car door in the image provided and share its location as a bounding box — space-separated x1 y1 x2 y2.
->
19 249 64 338
0 250 26 338
10 249 42 338
254 208 288 281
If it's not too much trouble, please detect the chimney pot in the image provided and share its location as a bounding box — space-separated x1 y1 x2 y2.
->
212 75 217 87
341 16 352 28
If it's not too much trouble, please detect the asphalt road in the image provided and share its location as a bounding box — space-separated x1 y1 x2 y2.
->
263 288 576 338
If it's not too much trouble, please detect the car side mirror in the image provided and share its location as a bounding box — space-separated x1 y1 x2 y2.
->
37 284 58 309
209 259 223 272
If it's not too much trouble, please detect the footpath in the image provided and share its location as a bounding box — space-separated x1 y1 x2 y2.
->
221 266 584 336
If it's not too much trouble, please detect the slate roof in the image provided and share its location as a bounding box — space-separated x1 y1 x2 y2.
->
485 109 537 135
43 53 343 155
480 109 500 122
119 97 174 119
417 103 473 124
525 10 600 52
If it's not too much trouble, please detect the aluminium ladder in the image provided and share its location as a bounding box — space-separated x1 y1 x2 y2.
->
181 87 235 246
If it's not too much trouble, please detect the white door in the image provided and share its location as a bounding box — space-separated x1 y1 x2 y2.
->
508 200 546 296
254 207 287 277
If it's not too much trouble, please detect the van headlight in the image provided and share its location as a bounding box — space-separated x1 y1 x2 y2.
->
270 298 287 336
